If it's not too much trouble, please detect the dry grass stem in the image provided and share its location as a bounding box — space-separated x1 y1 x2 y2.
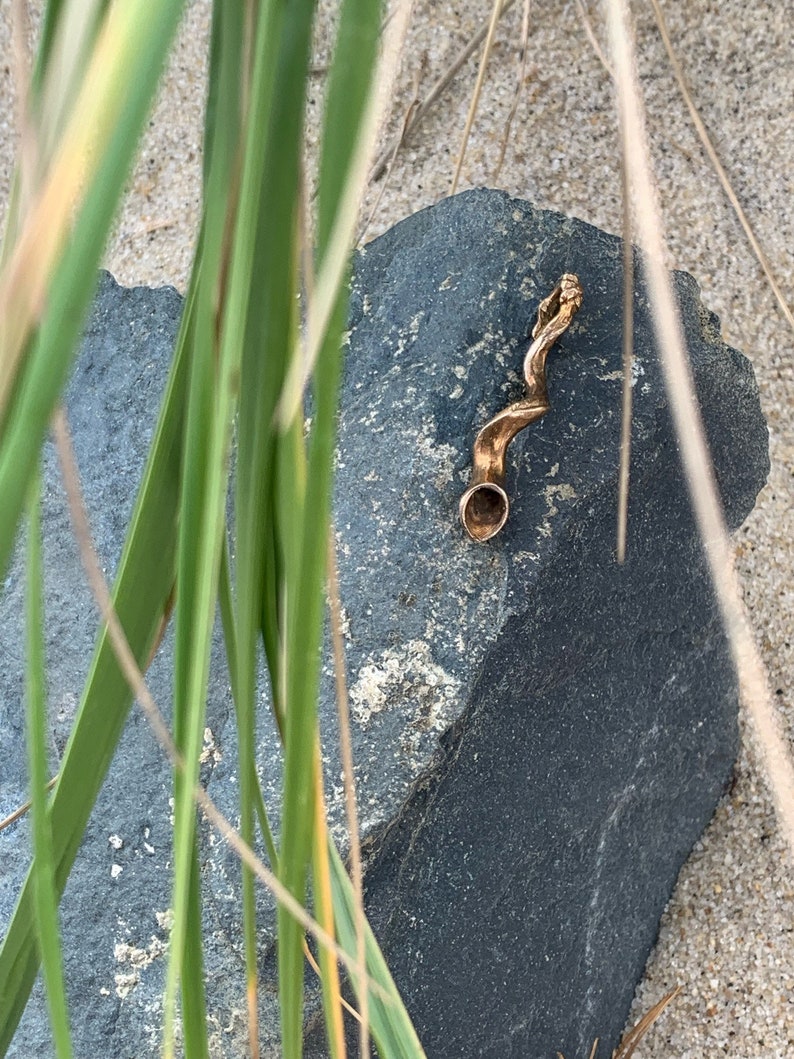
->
555 985 680 1058
573 0 614 79
615 104 634 563
303 941 362 1023
604 0 794 862
0 776 58 833
49 406 393 1008
124 217 177 239
612 985 682 1058
358 62 423 245
449 0 503 195
491 0 531 185
574 7 640 609
368 0 517 183
556 1039 598 1059
648 0 794 334
327 531 370 1058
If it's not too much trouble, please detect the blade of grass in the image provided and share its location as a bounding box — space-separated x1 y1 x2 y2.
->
48 328 423 1059
219 1 303 1048
0 281 191 1055
24 471 74 1059
0 0 185 425
276 0 413 429
29 0 109 99
35 0 106 174
227 1 329 1053
573 0 614 78
288 6 409 1048
219 536 281 871
0 0 186 583
311 741 347 1059
45 403 403 1022
278 5 410 1053
491 0 530 185
327 530 368 1056
196 1 316 1052
162 1 256 1048
328 843 427 1059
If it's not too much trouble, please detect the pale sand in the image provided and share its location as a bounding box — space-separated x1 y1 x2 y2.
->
1 2 792 1055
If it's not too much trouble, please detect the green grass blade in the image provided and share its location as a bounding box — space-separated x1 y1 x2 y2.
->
3 6 423 1059
181 843 208 1059
274 0 385 1054
219 2 291 1044
0 277 193 1057
163 4 252 1045
219 541 280 871
316 0 382 253
0 0 186 583
328 844 426 1059
24 474 74 1059
204 2 320 1055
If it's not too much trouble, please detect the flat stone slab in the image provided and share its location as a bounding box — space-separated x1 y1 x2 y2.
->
0 189 769 1058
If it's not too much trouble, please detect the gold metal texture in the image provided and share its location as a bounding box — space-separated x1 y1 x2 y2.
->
459 273 583 541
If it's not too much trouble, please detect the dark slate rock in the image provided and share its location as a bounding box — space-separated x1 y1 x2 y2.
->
0 189 769 1059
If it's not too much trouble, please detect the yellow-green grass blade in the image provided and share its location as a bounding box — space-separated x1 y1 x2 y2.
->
219 1 295 1044
163 6 255 1046
219 540 280 871
204 2 320 1055
32 1 108 95
3 1 107 260
276 0 384 1052
0 275 193 1058
24 474 74 1059
316 0 383 253
0 0 186 583
280 302 345 1055
163 269 220 1054
328 844 426 1059
311 747 346 1059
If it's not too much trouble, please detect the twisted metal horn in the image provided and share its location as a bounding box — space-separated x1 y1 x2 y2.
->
459 273 583 542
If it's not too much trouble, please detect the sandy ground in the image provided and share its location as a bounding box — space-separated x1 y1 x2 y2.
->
1 1 792 1056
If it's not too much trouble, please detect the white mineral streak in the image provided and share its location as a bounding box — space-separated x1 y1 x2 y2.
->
537 482 578 538
414 428 459 489
349 639 461 753
597 358 646 384
113 936 168 999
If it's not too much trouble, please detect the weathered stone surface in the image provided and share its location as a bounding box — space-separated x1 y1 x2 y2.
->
0 189 769 1058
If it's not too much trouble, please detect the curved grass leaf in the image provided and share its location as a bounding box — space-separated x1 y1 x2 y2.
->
328 844 427 1059
0 287 191 1057
24 475 74 1059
